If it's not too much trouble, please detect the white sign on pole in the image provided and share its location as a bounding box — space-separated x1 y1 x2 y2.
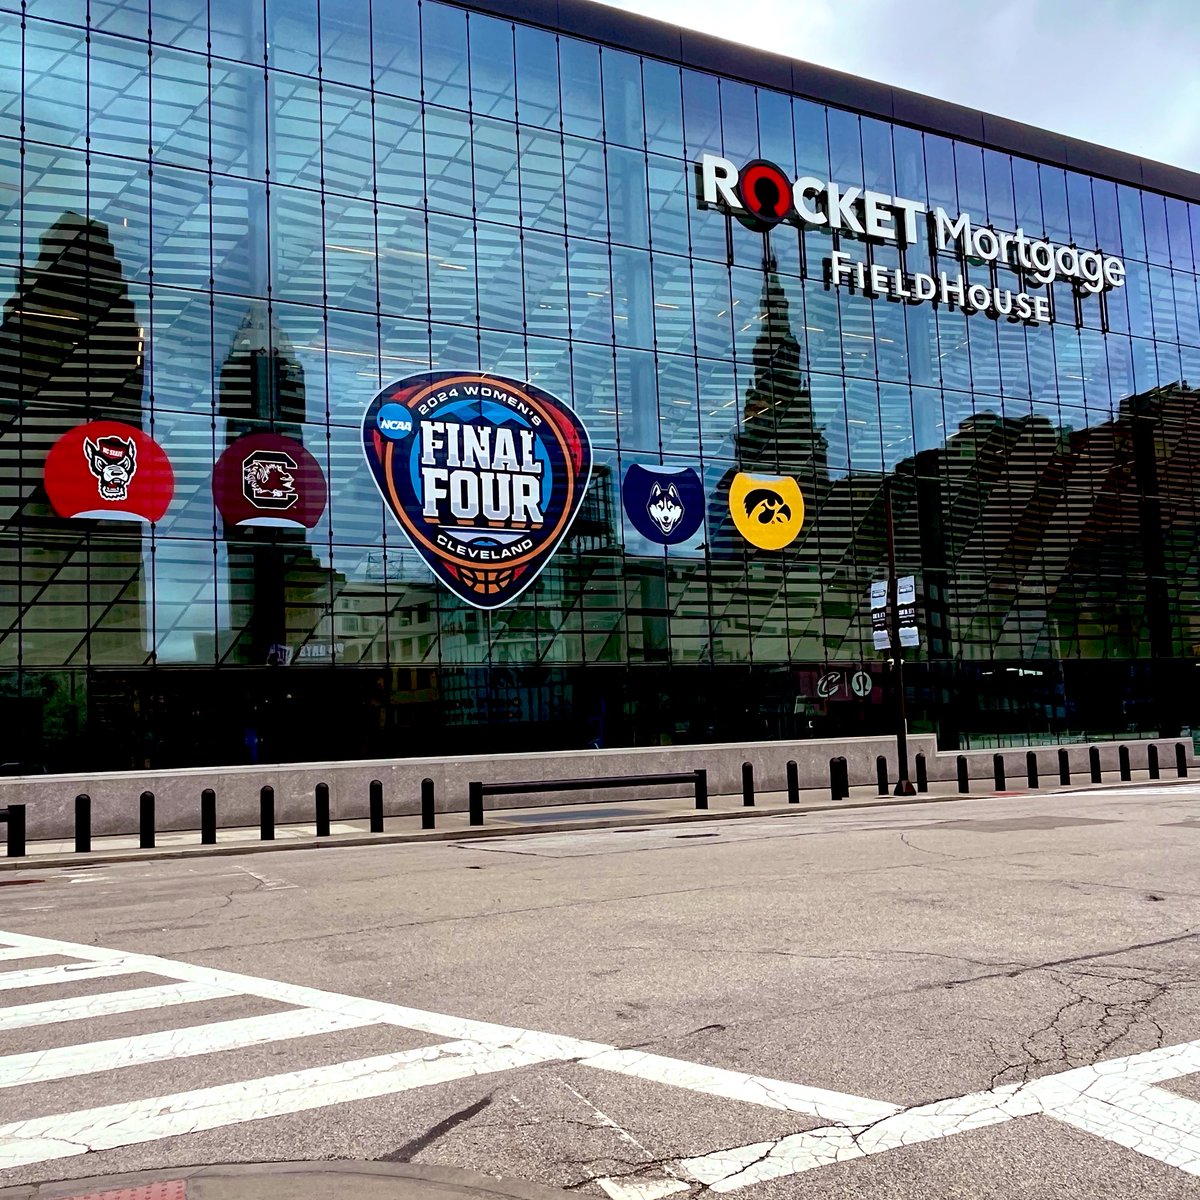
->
869 579 890 649
896 574 919 648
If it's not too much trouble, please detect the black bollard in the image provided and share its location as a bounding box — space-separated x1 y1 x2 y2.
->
469 781 484 825
876 755 888 796
1058 748 1070 786
421 777 436 829
741 761 755 807
1148 744 1160 780
201 788 217 845
315 782 331 837
956 754 969 794
1177 742 1188 778
369 779 384 833
694 769 708 810
827 758 839 802
1089 746 1102 783
787 759 800 804
75 793 91 853
915 753 928 794
835 757 850 800
1119 745 1131 782
2 804 25 857
1026 751 1039 789
260 785 275 840
993 754 1005 791
140 790 155 849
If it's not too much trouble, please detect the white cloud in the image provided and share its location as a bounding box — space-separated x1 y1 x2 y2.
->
592 0 1200 174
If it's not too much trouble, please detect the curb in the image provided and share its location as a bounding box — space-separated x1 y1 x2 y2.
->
0 776 1189 872
0 1160 576 1200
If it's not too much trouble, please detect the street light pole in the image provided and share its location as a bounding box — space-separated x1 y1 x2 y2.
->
883 476 916 797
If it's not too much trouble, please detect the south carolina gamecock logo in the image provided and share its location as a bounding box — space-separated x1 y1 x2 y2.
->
362 372 592 609
242 451 298 510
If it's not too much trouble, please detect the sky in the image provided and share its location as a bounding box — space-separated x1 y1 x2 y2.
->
593 0 1200 174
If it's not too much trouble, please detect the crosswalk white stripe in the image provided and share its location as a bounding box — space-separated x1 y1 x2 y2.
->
0 931 894 1124
1050 1088 1200 1175
676 1082 1036 1193
601 1039 1200 1198
1042 1073 1200 1176
0 960 145 991
0 1007 377 1089
0 1038 557 1171
578 1048 900 1126
0 982 235 1031
0 930 613 1058
0 948 55 963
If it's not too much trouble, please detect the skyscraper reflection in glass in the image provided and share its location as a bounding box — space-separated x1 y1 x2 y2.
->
3 0 1200 770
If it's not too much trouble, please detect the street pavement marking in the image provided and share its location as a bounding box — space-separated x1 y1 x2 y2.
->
0 960 145 991
578 1048 901 1126
0 1039 558 1171
1049 1080 1200 1174
0 948 53 963
0 1007 376 1089
1 928 1198 1188
0 930 888 1126
600 1041 1200 1197
0 982 235 1032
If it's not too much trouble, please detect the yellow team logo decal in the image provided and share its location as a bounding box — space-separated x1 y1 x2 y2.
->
729 472 805 550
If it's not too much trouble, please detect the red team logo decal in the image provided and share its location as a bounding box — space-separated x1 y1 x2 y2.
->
44 420 174 522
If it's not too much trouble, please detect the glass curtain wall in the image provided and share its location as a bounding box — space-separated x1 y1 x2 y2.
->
2 0 1200 767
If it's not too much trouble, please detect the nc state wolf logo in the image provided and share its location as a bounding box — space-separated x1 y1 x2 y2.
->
84 434 137 502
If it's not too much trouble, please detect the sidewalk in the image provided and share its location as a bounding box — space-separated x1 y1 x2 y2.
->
0 770 1184 871
0 1161 576 1200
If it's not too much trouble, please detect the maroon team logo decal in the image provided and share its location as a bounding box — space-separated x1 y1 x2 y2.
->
213 433 327 529
44 420 174 522
243 449 299 511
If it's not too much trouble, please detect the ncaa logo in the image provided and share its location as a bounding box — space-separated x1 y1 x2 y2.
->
376 403 414 439
362 371 592 609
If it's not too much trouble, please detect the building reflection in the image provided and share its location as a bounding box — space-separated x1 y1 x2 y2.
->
0 212 148 767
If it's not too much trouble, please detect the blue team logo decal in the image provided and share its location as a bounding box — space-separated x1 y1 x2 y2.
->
622 464 705 545
362 371 592 609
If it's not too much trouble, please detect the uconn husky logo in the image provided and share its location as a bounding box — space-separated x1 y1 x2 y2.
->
362 372 592 609
622 465 705 546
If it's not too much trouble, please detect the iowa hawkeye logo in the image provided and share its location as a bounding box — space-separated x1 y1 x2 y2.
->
362 372 592 609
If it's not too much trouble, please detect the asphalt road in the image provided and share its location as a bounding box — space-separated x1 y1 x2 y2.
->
1 782 1199 1198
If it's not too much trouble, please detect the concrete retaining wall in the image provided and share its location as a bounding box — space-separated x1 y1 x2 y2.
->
0 735 1192 841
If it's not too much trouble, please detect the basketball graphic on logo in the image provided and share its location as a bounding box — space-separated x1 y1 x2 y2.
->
361 371 592 609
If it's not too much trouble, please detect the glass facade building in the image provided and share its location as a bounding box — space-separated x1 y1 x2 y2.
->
4 0 1200 771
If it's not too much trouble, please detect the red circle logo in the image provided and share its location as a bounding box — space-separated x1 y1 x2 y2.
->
44 420 175 523
738 160 793 226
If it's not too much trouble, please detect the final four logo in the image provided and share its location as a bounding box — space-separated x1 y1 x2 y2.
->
362 371 592 609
